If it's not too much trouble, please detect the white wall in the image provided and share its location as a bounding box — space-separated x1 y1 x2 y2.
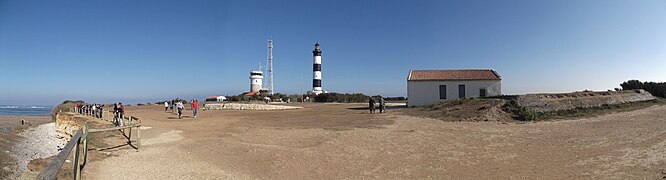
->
407 80 501 107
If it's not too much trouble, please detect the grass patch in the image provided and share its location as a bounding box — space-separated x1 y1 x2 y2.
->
501 100 537 121
503 98 666 121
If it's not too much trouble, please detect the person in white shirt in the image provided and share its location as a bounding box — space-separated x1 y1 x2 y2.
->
176 100 184 119
164 101 169 111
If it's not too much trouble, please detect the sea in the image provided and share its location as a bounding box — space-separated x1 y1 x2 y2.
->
0 105 52 116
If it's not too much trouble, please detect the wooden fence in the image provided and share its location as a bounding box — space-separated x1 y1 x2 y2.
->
37 113 141 180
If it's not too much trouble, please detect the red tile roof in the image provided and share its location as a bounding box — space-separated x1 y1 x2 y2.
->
408 69 501 81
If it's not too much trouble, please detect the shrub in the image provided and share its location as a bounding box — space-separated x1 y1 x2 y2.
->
518 107 538 121
51 100 85 121
314 93 370 103
385 97 407 101
620 80 666 98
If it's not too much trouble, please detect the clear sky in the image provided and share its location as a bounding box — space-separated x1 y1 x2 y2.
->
1 0 665 105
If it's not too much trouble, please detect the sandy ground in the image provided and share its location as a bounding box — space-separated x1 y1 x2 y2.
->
0 116 56 179
83 103 666 179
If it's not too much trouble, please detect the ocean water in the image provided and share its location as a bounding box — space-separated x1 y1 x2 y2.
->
0 105 52 116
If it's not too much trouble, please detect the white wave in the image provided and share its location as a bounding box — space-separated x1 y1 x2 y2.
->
0 105 50 109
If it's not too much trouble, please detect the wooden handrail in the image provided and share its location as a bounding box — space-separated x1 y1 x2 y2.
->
89 124 141 133
38 113 142 180
37 130 83 180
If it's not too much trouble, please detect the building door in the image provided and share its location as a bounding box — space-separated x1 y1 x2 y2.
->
458 85 465 98
439 85 447 99
480 88 487 97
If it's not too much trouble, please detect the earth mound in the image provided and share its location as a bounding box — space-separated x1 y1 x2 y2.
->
399 99 512 122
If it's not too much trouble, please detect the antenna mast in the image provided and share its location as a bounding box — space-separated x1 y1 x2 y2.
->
267 37 274 95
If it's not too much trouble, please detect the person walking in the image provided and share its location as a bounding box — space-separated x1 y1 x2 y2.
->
98 105 103 118
379 97 386 113
369 97 376 114
92 104 97 117
164 101 169 111
118 102 125 126
176 100 184 119
170 99 175 113
191 99 198 119
113 103 119 126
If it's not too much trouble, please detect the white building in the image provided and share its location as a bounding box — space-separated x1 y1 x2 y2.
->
407 69 502 107
250 70 263 93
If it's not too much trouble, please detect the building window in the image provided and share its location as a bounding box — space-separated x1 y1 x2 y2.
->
458 85 465 98
480 88 487 97
439 85 447 99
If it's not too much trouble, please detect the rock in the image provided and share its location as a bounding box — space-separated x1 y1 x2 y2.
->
205 103 302 111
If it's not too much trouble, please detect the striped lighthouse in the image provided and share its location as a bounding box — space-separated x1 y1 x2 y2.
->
312 42 324 95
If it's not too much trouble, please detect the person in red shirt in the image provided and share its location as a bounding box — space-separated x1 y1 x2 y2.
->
191 99 198 119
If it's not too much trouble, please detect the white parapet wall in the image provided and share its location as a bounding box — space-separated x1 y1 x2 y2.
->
205 103 303 110
516 89 657 113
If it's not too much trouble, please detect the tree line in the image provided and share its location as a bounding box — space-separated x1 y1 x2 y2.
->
620 80 666 98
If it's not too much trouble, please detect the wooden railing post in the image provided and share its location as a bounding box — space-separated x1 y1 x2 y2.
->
128 117 133 145
137 125 141 151
82 125 88 168
73 137 81 180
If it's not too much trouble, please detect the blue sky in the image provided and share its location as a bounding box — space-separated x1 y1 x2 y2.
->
1 0 665 105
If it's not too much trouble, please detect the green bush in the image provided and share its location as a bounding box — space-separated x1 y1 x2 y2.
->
314 93 370 103
518 107 538 121
620 80 666 98
51 100 85 121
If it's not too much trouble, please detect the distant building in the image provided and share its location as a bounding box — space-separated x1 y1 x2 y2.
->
205 96 227 102
407 69 502 107
250 70 263 93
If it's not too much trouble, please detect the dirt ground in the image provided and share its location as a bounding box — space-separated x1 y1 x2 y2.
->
0 115 52 179
399 99 513 122
81 103 666 179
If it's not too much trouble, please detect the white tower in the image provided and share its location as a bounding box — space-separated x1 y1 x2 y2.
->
312 42 324 95
267 38 274 95
250 69 263 93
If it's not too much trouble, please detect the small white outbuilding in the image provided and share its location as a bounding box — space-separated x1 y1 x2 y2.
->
407 69 502 107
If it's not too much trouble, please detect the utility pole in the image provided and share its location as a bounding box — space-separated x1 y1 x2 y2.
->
267 37 274 95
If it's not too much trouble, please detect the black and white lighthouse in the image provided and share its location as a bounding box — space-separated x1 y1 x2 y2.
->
312 42 324 95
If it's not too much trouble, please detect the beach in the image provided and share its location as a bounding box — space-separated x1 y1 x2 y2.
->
0 115 65 179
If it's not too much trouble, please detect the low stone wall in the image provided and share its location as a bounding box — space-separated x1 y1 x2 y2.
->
54 112 88 141
516 89 656 113
205 103 303 110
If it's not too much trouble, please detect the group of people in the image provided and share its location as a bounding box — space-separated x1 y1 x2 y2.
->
368 97 387 114
112 102 125 126
164 98 199 119
75 103 104 118
74 102 126 126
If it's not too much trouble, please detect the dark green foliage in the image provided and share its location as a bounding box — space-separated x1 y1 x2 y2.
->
384 97 407 101
500 100 538 121
51 100 85 121
502 100 519 113
518 107 538 120
62 100 84 104
314 93 370 103
620 80 666 98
